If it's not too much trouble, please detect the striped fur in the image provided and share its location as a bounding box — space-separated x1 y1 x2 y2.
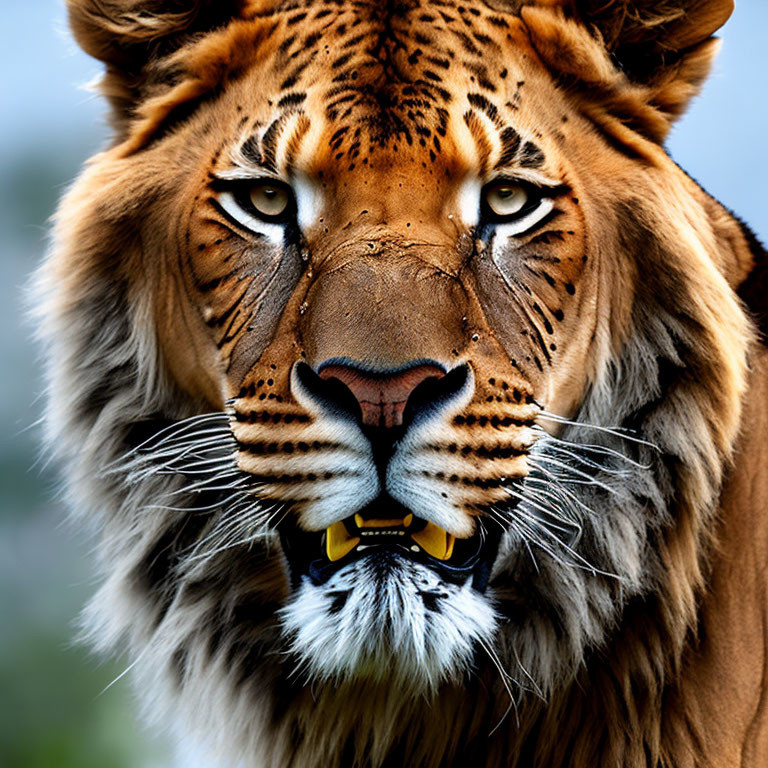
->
37 1 768 766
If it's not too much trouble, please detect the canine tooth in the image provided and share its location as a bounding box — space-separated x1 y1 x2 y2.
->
411 522 456 561
326 521 360 562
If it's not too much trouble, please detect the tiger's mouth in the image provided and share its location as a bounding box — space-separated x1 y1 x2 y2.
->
279 496 503 592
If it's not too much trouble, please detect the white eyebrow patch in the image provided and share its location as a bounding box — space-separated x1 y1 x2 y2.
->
494 197 555 239
456 177 482 227
292 172 323 232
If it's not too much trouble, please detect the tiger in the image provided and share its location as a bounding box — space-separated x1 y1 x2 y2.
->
37 0 768 766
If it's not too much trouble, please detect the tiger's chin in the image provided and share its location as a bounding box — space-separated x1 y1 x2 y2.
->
278 514 502 692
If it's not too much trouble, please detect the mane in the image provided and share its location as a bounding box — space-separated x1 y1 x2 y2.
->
36 164 753 767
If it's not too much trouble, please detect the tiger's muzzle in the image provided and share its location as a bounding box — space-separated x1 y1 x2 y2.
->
277 360 503 590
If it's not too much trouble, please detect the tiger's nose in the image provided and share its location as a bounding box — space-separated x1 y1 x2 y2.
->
318 363 446 428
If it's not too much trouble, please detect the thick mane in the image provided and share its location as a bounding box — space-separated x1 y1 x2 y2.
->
39 1 766 766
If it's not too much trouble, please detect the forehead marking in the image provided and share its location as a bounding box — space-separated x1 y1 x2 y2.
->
467 93 503 127
281 114 312 173
281 57 314 91
465 62 499 92
235 109 313 177
237 2 546 175
461 101 546 176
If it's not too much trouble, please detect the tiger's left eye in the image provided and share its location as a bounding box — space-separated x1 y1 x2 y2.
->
484 183 529 217
249 183 290 218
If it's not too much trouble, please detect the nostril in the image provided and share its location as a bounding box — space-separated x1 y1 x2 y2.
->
293 362 363 422
401 364 471 429
318 362 446 429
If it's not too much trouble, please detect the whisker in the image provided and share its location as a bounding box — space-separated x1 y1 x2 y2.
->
513 489 584 547
128 441 234 471
163 474 249 498
514 507 622 580
185 503 279 561
97 643 153 697
542 444 631 477
477 636 520 734
511 644 545 702
523 475 599 520
534 429 651 470
505 513 585 572
536 411 660 451
105 413 230 468
495 490 608 576
490 507 540 573
521 478 582 515
505 487 580 538
528 456 620 496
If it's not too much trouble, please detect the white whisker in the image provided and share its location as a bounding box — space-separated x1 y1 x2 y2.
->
528 456 619 496
536 411 660 451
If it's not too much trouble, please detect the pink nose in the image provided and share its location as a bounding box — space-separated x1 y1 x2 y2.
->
319 364 445 428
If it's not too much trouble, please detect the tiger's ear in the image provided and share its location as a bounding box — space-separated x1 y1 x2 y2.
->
573 0 733 78
67 0 245 133
522 0 734 141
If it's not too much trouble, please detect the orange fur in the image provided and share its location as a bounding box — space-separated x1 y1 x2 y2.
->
42 2 766 766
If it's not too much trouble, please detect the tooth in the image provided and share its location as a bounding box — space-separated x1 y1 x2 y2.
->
326 521 360 562
411 522 456 561
354 514 407 528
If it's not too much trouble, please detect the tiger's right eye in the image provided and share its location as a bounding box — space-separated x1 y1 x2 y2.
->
249 183 290 219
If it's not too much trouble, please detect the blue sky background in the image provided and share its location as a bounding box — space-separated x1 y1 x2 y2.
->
0 2 765 766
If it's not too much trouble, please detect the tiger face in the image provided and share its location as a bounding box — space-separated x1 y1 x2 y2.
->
44 0 762 766
179 6 602 688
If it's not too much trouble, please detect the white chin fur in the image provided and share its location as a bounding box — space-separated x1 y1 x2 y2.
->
279 552 498 693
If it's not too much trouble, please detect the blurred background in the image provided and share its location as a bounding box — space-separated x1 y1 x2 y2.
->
1 2 765 766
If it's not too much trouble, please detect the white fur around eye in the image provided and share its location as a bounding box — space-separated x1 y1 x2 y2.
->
216 190 286 245
494 197 555 239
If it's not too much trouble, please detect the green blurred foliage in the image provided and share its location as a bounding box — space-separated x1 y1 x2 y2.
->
1 635 154 768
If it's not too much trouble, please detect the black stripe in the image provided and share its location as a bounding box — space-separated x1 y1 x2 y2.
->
260 118 285 171
519 141 545 168
276 92 306 110
496 126 521 168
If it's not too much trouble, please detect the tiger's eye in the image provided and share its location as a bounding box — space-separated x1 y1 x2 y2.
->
485 184 528 217
249 183 289 218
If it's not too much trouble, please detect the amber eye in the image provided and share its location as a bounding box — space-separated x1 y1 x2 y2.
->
249 182 291 218
479 179 557 236
484 183 529 217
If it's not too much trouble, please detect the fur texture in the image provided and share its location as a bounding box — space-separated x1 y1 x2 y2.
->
38 1 768 766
